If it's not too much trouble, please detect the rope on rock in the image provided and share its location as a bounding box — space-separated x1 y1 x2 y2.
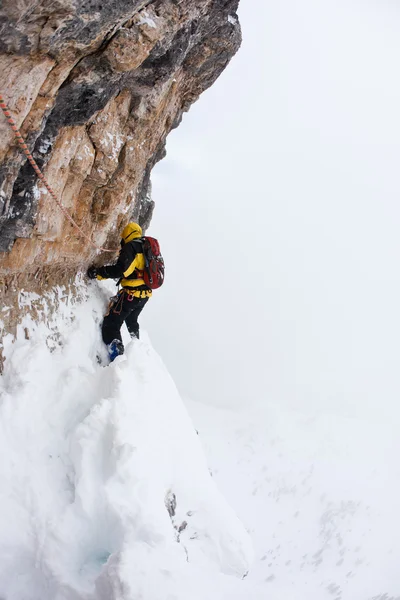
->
0 92 118 254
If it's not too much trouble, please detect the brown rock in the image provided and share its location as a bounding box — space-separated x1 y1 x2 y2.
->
0 0 242 298
0 55 55 162
105 29 153 73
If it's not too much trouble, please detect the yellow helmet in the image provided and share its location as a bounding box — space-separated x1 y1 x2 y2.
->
121 222 142 243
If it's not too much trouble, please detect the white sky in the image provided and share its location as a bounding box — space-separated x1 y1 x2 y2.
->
145 0 400 420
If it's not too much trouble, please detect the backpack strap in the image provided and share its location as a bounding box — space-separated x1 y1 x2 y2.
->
136 237 150 269
116 238 144 287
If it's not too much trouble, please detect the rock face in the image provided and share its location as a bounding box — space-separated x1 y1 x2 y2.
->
0 0 241 289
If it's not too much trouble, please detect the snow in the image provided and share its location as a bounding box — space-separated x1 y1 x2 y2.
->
37 138 52 155
1 284 398 599
103 132 124 160
137 13 157 29
188 400 400 600
0 279 257 600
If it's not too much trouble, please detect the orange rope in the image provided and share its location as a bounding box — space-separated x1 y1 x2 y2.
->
0 92 118 254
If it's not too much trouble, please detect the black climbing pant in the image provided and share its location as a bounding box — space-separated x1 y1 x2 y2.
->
102 290 149 347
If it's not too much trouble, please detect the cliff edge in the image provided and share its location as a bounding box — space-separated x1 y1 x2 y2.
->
0 0 241 290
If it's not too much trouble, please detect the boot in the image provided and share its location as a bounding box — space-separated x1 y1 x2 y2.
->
107 339 124 362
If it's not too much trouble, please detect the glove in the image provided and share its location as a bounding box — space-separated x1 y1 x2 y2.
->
87 266 97 279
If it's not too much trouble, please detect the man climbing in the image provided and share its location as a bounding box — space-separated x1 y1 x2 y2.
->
87 222 154 362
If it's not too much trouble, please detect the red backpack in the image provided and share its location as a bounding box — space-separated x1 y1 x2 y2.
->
141 237 165 289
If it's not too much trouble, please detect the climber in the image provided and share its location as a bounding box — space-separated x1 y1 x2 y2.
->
87 222 152 362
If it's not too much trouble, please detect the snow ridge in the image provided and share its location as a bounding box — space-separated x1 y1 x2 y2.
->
0 280 255 600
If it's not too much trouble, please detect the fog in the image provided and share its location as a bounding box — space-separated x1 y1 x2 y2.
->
144 0 400 420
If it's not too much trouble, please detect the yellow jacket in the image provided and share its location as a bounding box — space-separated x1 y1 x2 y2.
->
96 223 152 298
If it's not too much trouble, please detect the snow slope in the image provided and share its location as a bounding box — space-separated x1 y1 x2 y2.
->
0 279 259 600
189 400 400 600
3 277 396 600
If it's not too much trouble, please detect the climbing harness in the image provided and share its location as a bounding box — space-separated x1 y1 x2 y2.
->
0 92 118 254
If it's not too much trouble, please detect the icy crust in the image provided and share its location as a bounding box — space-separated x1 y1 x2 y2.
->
0 279 254 600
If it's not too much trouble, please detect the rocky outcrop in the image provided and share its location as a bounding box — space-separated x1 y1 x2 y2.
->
0 0 241 290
